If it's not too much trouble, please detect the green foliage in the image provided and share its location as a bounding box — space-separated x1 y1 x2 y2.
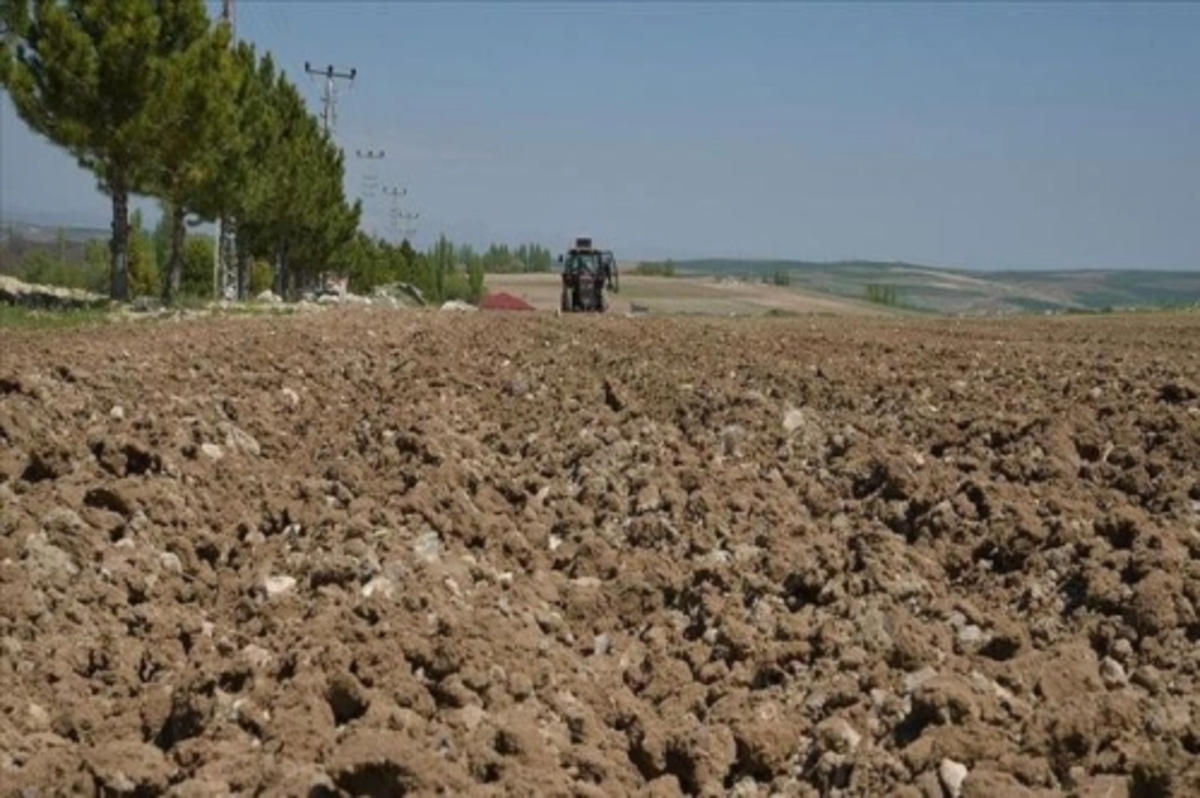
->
127 208 159 298
180 235 214 299
248 259 273 295
0 305 111 330
142 18 239 301
0 1 361 304
864 283 900 307
636 259 677 277
14 241 107 293
474 242 553 273
429 234 454 302
467 258 485 304
0 0 212 300
763 269 790 287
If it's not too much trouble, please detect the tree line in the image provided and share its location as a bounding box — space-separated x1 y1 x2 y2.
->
1 0 359 303
3 219 562 308
340 234 554 304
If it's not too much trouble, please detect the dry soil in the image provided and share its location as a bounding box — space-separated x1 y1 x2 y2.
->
2 307 1199 797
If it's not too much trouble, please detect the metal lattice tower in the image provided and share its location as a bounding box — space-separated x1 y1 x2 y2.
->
214 0 238 301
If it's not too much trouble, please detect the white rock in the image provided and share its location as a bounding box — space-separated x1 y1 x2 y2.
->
939 758 969 798
782 407 806 433
200 442 224 461
110 405 126 421
593 634 611 656
361 576 396 600
957 624 986 645
1100 656 1129 688
42 507 85 535
903 666 938 694
23 532 78 579
159 552 183 573
242 644 273 669
413 531 441 564
281 387 300 408
221 423 261 457
27 703 51 732
262 575 296 597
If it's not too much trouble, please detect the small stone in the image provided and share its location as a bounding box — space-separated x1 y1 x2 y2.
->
281 387 300 408
1131 665 1164 695
413 531 441 564
262 575 296 597
242 644 273 669
720 425 746 456
939 758 969 798
42 507 85 535
458 704 485 732
1099 656 1128 688
903 666 939 694
222 424 261 457
593 634 611 656
510 672 534 700
956 624 986 646
782 407 806 434
199 443 224 461
27 703 51 732
816 716 862 754
159 552 183 573
110 405 125 421
361 576 395 600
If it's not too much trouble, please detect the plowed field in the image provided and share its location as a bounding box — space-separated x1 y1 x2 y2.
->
2 307 1199 797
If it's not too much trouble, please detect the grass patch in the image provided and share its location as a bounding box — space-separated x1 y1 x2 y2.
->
0 304 112 330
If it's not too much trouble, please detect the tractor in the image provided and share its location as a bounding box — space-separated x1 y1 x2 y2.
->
559 237 619 313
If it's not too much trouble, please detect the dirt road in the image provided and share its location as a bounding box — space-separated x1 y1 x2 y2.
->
2 307 1198 796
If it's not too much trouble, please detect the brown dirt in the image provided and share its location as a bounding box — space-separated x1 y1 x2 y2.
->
2 307 1199 797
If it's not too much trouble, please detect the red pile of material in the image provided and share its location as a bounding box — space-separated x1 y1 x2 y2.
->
479 291 535 311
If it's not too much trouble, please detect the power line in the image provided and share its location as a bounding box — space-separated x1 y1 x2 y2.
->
304 62 356 136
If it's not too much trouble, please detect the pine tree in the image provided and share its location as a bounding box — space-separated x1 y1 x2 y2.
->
0 0 211 301
143 16 240 302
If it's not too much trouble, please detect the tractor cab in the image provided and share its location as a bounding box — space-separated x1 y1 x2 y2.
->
560 237 619 313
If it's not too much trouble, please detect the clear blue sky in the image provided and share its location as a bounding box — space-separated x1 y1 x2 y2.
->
2 1 1198 269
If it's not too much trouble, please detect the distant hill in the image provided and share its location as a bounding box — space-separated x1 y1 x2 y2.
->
1 220 110 245
671 258 1200 314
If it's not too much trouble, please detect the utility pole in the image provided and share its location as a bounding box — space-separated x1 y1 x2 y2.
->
304 62 357 136
381 186 419 244
356 148 385 237
214 0 239 301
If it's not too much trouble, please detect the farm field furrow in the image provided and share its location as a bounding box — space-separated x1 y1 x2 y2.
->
2 308 1199 796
